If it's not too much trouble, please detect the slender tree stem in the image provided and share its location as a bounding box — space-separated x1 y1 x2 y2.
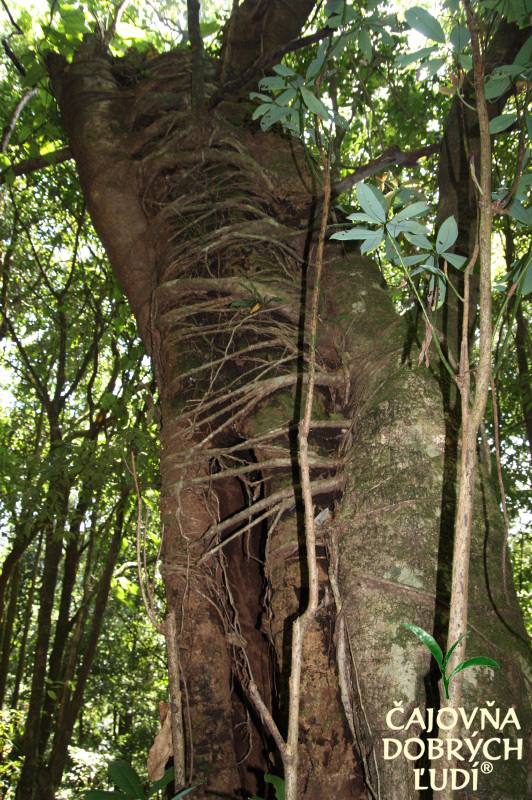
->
285 131 331 800
440 5 494 797
187 0 205 116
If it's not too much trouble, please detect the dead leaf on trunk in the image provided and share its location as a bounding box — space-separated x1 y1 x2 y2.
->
147 701 172 781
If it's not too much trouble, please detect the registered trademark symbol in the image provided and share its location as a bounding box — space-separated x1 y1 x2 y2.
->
481 761 493 774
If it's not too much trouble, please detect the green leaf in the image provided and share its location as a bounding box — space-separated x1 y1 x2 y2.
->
411 264 446 279
147 767 175 798
421 58 446 79
347 212 381 223
395 46 437 67
58 4 88 35
360 229 384 254
101 392 117 409
275 88 297 106
300 87 330 119
229 299 254 308
258 76 287 91
273 64 296 77
513 34 532 66
260 105 291 130
442 631 470 671
449 25 470 52
405 7 446 44
200 21 219 37
252 103 272 120
84 793 127 800
21 61 48 87
108 760 144 799
170 785 203 800
404 231 432 249
401 623 443 667
402 255 426 266
358 28 372 62
388 219 429 236
458 53 472 70
507 200 532 226
265 775 285 800
489 113 517 133
436 216 458 254
448 656 499 681
484 75 511 101
331 227 379 240
249 92 272 102
392 201 430 222
2 168 16 186
435 276 446 308
356 182 386 223
306 39 329 80
443 252 467 269
522 259 532 296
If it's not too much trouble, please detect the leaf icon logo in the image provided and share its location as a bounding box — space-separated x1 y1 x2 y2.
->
401 624 499 699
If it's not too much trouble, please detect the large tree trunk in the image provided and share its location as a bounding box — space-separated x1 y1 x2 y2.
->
45 22 531 800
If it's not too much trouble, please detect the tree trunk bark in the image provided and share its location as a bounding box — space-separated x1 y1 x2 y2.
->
0 562 20 707
44 24 531 800
37 493 127 800
38 500 89 756
11 534 43 711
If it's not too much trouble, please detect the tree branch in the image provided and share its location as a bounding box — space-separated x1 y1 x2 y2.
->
0 147 73 185
331 142 441 198
1 88 38 153
212 25 331 107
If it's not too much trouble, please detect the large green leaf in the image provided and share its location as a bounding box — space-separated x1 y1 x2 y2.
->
331 227 378 240
358 28 372 62
442 631 470 670
507 200 532 226
514 34 532 66
442 252 467 269
484 74 511 101
392 201 430 222
421 58 446 79
402 624 443 667
273 63 296 77
108 761 144 799
436 216 458 254
448 656 499 680
522 258 532 296
404 231 432 250
347 212 380 224
356 182 387 223
360 229 384 254
300 87 330 119
395 46 437 67
405 7 446 44
147 767 175 798
84 793 127 800
489 113 517 134
265 775 285 800
449 25 470 51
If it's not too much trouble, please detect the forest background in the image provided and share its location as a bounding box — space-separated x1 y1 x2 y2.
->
0 1 530 799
